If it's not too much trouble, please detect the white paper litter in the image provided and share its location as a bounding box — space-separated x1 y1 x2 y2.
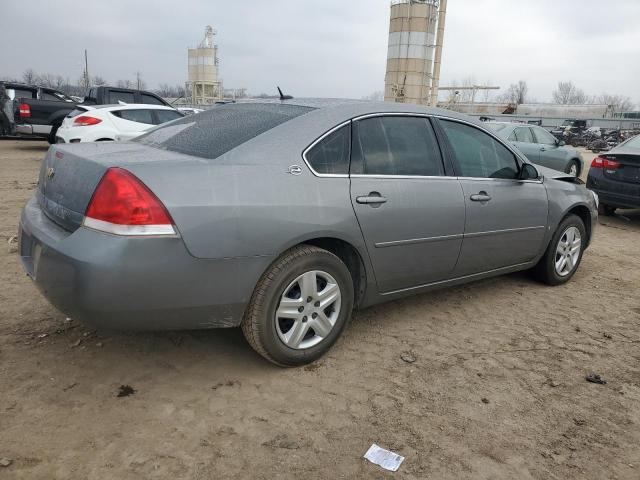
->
363 444 405 472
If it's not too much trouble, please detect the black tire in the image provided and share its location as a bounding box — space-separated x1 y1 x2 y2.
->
533 214 586 286
48 122 61 144
565 160 580 177
241 245 354 367
599 204 616 216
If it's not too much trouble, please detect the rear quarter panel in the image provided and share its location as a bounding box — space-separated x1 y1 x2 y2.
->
124 110 370 262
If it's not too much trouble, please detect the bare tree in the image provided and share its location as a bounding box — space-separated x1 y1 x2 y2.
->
596 93 635 112
498 80 529 105
552 81 587 104
92 75 107 86
22 69 37 85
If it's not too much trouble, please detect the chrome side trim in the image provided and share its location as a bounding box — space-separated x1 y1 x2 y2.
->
350 174 458 180
380 262 533 296
375 233 463 248
301 120 351 178
464 225 546 239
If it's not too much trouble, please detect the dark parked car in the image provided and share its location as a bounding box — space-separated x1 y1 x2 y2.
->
19 100 598 366
15 86 171 143
587 134 640 215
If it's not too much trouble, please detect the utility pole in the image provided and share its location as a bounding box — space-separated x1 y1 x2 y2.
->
84 49 89 89
136 71 141 90
430 0 447 107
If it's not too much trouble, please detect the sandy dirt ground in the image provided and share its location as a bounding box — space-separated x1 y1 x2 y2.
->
0 139 639 480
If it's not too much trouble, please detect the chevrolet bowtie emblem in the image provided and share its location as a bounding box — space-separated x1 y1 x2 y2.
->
46 167 55 180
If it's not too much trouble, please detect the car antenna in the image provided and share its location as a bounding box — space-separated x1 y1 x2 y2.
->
278 86 293 101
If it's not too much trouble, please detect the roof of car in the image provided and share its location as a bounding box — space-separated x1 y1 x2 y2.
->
236 98 481 124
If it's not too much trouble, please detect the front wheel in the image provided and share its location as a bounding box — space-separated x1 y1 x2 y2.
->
242 245 354 367
565 160 580 177
533 215 586 286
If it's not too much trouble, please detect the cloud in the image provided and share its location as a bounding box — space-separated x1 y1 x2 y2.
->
0 0 637 103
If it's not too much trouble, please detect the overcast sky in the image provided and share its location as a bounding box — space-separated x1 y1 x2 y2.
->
1 0 639 103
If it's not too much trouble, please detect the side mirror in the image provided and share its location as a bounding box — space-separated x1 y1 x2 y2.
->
558 140 566 146
520 163 540 181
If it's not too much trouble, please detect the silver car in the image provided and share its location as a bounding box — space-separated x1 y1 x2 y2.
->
19 100 598 366
487 122 584 176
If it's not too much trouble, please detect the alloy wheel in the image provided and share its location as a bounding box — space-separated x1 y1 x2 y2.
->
275 270 342 350
555 227 582 277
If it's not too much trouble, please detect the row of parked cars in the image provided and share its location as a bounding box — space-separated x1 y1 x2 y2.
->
0 81 199 143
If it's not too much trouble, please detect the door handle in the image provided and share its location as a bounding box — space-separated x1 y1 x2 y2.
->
356 193 387 205
470 191 492 202
540 147 547 151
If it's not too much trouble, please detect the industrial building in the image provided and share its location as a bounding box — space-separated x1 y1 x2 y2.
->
384 0 447 106
185 26 223 105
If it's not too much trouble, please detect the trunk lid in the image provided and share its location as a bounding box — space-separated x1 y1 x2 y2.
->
603 153 640 185
37 142 187 231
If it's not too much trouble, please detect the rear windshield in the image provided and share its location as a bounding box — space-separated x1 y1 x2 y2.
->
135 103 315 159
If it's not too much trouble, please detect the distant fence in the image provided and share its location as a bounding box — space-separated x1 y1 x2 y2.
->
470 113 640 130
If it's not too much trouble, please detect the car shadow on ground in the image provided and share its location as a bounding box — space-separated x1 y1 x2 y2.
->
599 208 640 231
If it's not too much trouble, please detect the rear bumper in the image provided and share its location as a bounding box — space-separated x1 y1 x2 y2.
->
16 123 51 137
19 197 273 331
587 171 640 209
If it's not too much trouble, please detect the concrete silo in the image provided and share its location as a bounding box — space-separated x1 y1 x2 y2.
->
384 0 441 105
186 26 223 104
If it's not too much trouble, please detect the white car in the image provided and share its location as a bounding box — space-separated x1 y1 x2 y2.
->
55 104 184 143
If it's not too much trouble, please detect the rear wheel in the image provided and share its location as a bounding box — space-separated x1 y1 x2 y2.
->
241 245 354 367
533 214 586 286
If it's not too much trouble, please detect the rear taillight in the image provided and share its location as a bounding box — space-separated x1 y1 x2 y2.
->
73 115 102 126
19 103 31 118
83 168 175 236
591 156 621 170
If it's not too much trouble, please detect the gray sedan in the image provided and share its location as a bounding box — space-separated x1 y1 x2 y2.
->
487 122 584 176
19 100 598 366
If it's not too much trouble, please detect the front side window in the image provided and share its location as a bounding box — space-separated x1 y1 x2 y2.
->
111 109 154 125
509 127 534 143
305 125 350 175
352 116 444 176
533 127 558 146
439 120 520 179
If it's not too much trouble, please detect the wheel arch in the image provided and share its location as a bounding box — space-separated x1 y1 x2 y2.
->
564 203 592 244
271 236 370 309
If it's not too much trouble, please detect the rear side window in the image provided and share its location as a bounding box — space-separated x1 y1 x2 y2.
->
142 94 165 105
154 109 183 124
135 103 314 160
109 91 135 104
305 125 350 175
13 88 36 99
440 120 519 179
351 116 444 176
111 109 154 124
